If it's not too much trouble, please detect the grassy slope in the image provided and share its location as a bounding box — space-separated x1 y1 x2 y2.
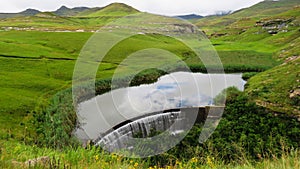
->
194 0 300 59
0 15 116 31
0 31 91 139
194 0 299 34
0 31 91 59
246 57 300 116
193 0 300 115
0 31 201 140
78 3 139 17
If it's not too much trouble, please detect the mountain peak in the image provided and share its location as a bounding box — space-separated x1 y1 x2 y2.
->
106 2 133 8
79 2 139 17
54 5 89 16
20 8 40 15
176 14 203 20
102 2 139 12
57 5 70 10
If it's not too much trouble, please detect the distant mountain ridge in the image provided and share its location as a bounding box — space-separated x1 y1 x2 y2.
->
2 1 296 19
175 14 203 20
0 9 40 18
0 3 139 18
54 6 90 16
20 9 40 15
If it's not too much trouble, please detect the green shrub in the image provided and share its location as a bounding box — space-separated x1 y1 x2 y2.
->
70 87 297 167
242 72 259 80
148 88 300 166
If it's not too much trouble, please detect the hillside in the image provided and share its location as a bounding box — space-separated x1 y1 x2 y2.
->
231 0 299 18
77 3 139 17
192 0 300 116
246 57 300 117
195 0 300 35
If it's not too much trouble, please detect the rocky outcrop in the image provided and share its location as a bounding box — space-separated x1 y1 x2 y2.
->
12 156 50 168
173 23 198 34
256 18 293 34
210 32 227 38
289 89 300 99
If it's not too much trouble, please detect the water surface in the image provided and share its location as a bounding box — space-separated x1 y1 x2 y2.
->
75 72 246 141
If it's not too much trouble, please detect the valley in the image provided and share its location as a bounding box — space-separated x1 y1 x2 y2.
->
0 0 299 168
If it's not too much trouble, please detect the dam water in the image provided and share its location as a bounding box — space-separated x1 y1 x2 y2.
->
74 72 246 152
96 111 183 152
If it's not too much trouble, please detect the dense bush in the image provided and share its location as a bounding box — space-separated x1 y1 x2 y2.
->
242 72 259 80
32 88 80 149
154 87 300 165
188 64 270 73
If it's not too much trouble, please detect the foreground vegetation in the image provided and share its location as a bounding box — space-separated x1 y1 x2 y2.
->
1 141 299 169
1 88 300 168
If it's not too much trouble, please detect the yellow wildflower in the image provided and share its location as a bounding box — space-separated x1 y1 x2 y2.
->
191 157 198 163
112 154 117 159
94 155 99 161
206 156 215 168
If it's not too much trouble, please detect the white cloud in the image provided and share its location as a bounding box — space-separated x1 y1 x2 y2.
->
0 0 264 16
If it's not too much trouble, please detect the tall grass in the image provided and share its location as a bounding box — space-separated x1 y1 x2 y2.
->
1 140 299 169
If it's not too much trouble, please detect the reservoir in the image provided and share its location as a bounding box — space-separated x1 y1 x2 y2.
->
75 72 246 142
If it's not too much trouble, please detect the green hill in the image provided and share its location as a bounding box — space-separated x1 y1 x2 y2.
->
193 0 300 116
231 0 299 18
195 0 300 35
246 57 300 117
77 3 139 17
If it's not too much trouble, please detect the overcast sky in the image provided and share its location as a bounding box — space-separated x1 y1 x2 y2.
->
0 0 265 16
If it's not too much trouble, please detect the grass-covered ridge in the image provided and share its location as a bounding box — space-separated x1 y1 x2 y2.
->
77 3 139 17
192 0 300 116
